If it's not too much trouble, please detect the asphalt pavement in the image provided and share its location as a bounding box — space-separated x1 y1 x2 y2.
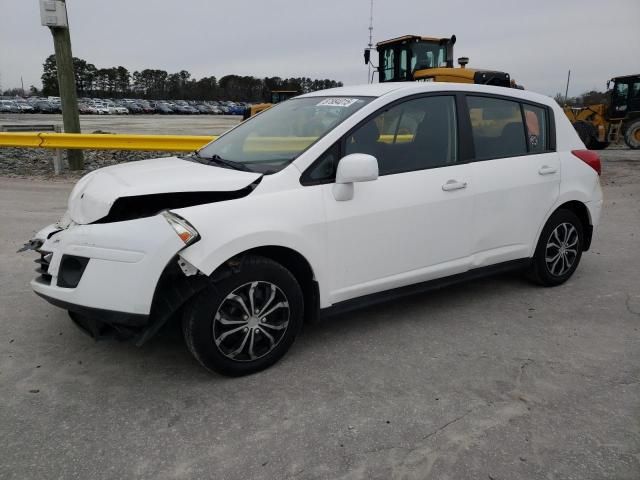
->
0 149 638 480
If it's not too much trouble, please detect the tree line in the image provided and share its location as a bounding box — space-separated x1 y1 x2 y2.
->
40 55 343 102
553 90 609 107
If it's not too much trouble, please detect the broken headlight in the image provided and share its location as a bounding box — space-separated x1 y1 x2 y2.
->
162 211 200 246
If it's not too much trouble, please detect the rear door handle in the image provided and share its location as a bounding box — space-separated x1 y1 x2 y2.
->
442 179 468 191
538 165 557 175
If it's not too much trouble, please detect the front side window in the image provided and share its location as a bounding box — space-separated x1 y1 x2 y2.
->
197 96 372 174
467 96 527 159
345 95 458 176
411 43 447 71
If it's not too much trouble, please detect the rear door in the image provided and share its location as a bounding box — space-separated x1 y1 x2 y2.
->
465 95 560 266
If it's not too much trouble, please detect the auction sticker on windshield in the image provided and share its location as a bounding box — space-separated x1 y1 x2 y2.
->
316 98 360 107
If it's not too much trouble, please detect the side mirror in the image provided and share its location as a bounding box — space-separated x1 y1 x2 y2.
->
364 48 371 65
332 153 378 201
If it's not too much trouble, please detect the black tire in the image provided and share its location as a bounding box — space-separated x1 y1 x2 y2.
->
182 255 303 376
573 121 596 149
624 120 640 150
591 140 609 150
527 209 584 287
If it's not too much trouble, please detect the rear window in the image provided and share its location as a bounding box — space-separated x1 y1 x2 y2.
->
467 96 527 159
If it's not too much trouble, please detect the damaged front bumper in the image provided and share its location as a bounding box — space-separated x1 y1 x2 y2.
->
27 214 188 334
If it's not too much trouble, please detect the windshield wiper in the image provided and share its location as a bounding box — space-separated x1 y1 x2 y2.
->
192 152 253 172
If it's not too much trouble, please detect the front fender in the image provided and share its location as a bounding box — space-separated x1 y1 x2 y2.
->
173 183 330 307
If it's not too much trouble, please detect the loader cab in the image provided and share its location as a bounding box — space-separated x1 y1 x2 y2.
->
369 35 513 88
609 75 640 119
373 35 455 83
244 91 299 120
270 90 298 104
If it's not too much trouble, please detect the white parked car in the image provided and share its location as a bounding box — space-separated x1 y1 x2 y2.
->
91 102 110 115
16 102 35 113
24 83 603 376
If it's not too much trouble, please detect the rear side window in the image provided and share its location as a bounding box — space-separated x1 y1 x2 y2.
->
523 104 547 153
467 96 527 159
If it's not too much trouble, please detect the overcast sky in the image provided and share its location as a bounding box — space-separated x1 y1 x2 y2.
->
1 0 638 97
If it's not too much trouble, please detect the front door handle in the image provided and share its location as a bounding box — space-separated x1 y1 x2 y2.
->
442 179 468 191
538 165 557 175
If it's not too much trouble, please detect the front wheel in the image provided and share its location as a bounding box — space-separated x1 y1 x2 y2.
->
527 209 584 286
182 255 304 376
624 120 640 150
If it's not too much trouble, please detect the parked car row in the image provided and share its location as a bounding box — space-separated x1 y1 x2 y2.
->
1 98 43 113
0 96 250 115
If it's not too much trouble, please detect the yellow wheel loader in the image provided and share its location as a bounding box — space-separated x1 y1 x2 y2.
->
243 90 298 119
563 74 640 150
365 34 522 88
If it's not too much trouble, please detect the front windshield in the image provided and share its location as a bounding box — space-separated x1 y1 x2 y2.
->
410 43 447 71
197 96 373 173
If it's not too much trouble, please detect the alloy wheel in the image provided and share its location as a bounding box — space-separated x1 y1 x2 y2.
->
213 281 290 361
545 222 579 276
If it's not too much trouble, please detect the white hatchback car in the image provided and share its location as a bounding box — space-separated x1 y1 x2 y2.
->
25 83 603 376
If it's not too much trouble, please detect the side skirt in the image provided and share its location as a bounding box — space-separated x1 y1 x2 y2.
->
320 258 531 318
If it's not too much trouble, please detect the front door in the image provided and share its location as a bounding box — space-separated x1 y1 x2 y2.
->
313 95 476 304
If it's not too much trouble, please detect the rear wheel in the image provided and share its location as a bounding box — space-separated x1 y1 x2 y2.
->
624 120 640 149
527 209 584 286
573 121 596 149
182 255 303 376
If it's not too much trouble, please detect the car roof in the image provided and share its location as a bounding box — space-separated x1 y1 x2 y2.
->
299 83 408 98
299 82 554 106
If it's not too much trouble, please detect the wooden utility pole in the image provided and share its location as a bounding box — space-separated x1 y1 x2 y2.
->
44 0 84 170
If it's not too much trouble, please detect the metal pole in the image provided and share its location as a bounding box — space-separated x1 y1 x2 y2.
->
49 0 83 170
53 125 63 175
367 0 374 83
564 70 571 105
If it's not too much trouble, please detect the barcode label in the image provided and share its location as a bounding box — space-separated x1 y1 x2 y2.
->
316 98 360 107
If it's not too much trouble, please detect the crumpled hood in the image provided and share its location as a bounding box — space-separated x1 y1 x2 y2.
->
67 156 262 224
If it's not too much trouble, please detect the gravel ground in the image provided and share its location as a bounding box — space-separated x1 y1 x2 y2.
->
0 148 182 178
0 148 638 479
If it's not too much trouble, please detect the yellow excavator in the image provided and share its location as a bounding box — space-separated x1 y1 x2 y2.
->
365 34 522 88
563 74 640 150
243 90 299 119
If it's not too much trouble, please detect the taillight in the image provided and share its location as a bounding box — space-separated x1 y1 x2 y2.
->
571 150 601 176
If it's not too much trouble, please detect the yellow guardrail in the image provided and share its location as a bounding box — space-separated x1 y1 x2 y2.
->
0 132 217 151
0 132 45 148
0 132 418 152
